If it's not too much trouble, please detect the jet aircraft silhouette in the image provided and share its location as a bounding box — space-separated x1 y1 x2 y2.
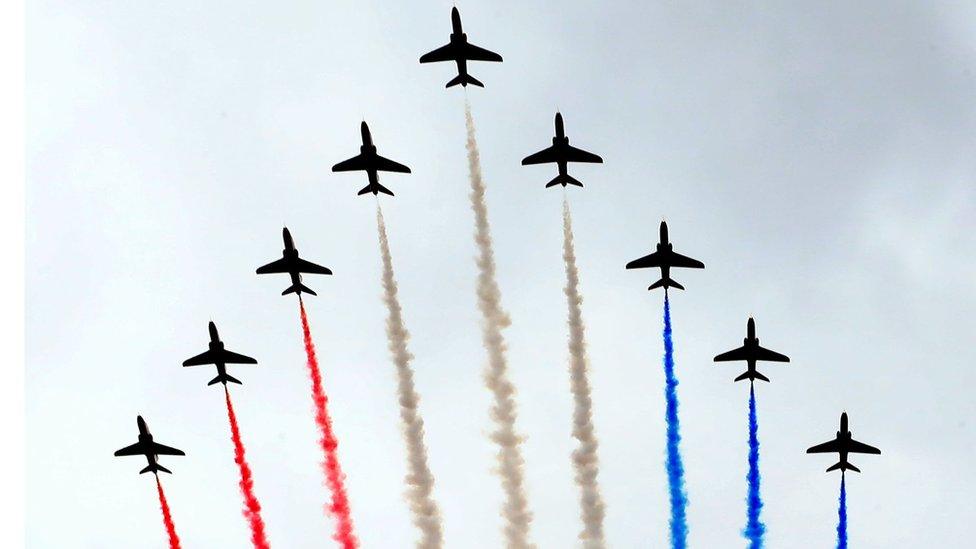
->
419 7 502 88
522 112 603 188
807 412 881 473
182 322 257 386
256 227 332 296
626 221 704 291
114 415 185 474
714 317 790 383
332 121 411 196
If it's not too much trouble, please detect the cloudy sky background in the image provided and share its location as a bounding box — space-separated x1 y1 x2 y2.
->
28 1 976 547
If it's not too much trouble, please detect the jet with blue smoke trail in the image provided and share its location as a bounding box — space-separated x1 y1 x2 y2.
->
626 221 704 292
807 413 881 473
714 317 790 383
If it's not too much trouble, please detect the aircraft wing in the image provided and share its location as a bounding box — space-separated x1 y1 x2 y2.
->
521 146 559 165
806 439 841 454
114 442 145 457
256 257 290 274
626 251 662 269
461 42 502 62
218 349 258 365
419 43 456 63
667 250 705 269
183 350 217 367
714 346 749 362
564 144 603 164
295 257 332 275
848 439 881 455
150 442 185 456
332 154 367 172
374 155 411 173
755 345 790 362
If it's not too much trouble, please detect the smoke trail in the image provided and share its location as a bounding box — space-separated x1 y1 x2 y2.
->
837 475 847 549
744 385 765 548
299 300 359 549
154 475 182 549
662 296 688 549
464 100 535 549
223 386 271 549
375 204 444 548
561 198 606 548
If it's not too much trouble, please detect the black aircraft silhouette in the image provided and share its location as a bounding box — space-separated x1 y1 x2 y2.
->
714 317 790 383
114 415 185 474
182 322 257 386
522 112 603 188
419 7 502 88
626 221 704 291
807 412 881 473
256 227 332 296
332 121 411 196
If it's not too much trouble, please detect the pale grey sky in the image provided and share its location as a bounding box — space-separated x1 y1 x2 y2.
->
28 1 976 547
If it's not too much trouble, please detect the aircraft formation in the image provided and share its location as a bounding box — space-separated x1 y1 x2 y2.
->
114 6 882 547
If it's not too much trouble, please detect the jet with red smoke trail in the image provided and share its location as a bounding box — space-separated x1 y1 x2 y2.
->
626 221 704 291
807 412 881 473
182 322 257 386
114 415 185 474
419 6 502 88
256 227 332 296
522 112 603 188
714 317 790 383
332 121 411 196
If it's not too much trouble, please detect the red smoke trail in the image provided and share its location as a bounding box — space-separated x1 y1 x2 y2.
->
154 475 182 549
224 386 272 549
299 299 358 549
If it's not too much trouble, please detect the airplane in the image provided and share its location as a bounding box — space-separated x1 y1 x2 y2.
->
182 322 257 386
522 112 603 188
114 415 185 475
419 6 502 88
807 412 881 473
625 221 704 292
256 227 332 296
332 121 411 197
714 317 790 383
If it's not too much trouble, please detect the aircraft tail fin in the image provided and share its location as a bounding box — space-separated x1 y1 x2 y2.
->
358 182 394 196
208 373 242 386
283 283 317 296
141 463 172 475
735 370 770 383
446 73 484 88
649 277 684 292
545 174 584 188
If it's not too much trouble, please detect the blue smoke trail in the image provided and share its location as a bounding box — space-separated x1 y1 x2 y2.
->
837 475 847 549
662 295 688 549
744 385 765 548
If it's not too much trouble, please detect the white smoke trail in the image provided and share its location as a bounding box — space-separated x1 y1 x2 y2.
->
562 198 607 548
464 101 535 549
376 204 444 549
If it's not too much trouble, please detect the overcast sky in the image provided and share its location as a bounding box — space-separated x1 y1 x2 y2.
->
27 1 976 547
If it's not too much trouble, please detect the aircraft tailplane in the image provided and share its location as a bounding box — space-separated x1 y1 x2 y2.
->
283 282 317 296
209 373 242 386
649 277 684 291
826 461 859 473
736 370 770 383
141 463 172 475
358 182 394 197
546 174 583 188
446 73 484 88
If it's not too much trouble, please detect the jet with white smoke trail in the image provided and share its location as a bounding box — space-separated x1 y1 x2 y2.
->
332 122 411 197
522 112 603 188
420 7 502 88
